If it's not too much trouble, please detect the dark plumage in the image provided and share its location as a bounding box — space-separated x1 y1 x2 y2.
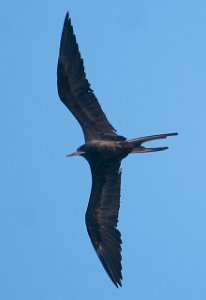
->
57 12 178 287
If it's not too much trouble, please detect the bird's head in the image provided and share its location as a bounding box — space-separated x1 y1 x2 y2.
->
66 145 85 157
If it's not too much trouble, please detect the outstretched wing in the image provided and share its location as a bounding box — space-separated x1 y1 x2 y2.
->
85 161 123 287
57 13 119 142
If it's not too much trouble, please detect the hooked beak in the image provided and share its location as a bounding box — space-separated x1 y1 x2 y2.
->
65 150 85 157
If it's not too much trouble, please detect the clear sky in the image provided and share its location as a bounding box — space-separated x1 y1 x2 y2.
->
1 1 206 299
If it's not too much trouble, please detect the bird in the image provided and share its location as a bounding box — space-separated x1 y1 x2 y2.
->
57 12 178 288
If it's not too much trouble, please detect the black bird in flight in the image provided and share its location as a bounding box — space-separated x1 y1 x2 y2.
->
57 12 177 287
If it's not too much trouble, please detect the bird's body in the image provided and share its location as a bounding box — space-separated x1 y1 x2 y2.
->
77 140 128 162
57 12 178 287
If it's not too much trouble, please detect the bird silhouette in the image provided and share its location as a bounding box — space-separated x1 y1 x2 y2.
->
57 12 178 287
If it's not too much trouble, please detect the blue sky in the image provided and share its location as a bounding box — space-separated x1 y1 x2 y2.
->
1 1 206 299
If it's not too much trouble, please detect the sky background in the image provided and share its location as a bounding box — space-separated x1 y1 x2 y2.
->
1 1 206 299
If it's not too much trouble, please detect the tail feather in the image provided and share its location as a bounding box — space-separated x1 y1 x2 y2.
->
126 132 178 153
132 146 168 153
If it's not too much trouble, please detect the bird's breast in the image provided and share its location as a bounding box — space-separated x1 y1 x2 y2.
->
82 140 129 163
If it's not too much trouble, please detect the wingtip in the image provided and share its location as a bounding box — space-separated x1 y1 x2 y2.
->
64 11 70 23
98 253 123 288
110 276 122 288
167 132 178 137
115 277 123 288
114 281 122 288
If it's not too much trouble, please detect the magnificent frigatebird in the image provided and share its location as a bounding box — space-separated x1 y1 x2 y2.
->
57 12 177 287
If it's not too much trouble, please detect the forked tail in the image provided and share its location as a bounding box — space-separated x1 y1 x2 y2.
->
127 132 178 153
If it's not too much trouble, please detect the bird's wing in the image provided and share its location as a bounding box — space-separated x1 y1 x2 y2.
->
57 13 120 142
85 160 122 287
